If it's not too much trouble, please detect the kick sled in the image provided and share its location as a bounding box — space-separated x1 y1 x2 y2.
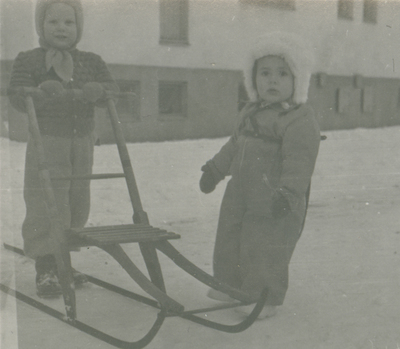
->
1 87 268 349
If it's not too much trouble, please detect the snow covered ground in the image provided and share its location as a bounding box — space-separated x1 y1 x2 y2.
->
1 126 400 349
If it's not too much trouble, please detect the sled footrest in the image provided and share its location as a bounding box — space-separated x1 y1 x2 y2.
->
68 224 181 246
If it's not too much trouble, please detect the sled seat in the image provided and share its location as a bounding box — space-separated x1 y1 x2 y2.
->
68 224 180 247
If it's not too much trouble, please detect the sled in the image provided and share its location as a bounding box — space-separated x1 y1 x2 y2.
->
1 87 268 349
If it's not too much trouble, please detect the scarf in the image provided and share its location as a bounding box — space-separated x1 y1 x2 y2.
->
45 48 74 82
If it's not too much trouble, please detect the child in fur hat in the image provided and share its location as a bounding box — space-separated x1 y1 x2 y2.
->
200 32 320 318
8 0 119 297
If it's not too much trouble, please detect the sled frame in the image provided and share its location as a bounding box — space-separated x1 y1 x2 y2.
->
1 88 268 349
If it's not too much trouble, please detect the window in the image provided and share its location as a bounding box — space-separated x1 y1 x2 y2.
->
159 0 189 45
240 0 295 11
363 0 377 23
337 87 352 113
362 86 374 113
238 82 248 111
398 87 400 109
158 81 187 117
116 80 141 122
338 0 354 20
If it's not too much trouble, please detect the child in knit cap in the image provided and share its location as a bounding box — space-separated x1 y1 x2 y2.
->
200 32 320 319
8 0 119 297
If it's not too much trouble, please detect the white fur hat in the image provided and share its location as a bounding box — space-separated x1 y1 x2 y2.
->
243 32 315 104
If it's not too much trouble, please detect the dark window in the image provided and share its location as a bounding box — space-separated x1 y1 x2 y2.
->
398 87 400 109
238 82 248 111
160 0 189 45
362 86 374 113
240 0 295 11
363 0 377 23
338 0 354 20
116 80 141 122
337 87 352 113
158 81 187 117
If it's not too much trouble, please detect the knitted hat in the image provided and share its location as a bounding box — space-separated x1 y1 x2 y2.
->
35 0 84 48
243 32 315 104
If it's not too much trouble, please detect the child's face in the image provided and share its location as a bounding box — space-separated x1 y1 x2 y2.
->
255 56 294 104
43 3 77 50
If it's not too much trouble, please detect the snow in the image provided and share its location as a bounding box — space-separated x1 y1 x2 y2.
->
1 126 400 349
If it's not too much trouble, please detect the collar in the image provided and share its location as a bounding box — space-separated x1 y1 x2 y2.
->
259 100 299 112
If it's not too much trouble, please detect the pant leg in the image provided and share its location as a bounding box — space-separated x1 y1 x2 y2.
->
35 254 57 275
239 212 303 305
69 132 95 229
212 179 246 289
22 135 72 259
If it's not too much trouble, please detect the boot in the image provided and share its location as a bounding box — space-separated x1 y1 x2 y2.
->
35 255 62 298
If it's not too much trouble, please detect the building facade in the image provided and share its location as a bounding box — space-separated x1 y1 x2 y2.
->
1 0 400 142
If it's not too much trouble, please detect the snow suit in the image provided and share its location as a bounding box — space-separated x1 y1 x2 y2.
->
209 101 320 305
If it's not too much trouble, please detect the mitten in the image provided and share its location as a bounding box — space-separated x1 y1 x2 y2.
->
199 162 224 194
199 164 217 194
271 191 291 219
82 82 105 103
39 80 64 96
37 80 69 110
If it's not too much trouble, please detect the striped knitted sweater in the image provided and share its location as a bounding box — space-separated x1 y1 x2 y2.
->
8 47 119 137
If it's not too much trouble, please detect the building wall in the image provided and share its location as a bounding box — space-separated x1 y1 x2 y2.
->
2 61 243 142
95 65 242 143
4 61 399 143
1 0 400 142
2 0 399 77
310 74 400 130
79 0 400 80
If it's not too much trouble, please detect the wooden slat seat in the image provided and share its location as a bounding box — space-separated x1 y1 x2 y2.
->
68 224 181 246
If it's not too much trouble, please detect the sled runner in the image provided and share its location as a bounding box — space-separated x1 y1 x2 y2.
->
1 88 268 349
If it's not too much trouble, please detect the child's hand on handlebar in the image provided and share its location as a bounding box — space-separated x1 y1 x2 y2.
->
39 81 64 96
82 82 105 103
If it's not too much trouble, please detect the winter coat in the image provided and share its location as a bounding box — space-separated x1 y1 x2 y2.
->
210 101 320 220
210 101 320 304
8 47 119 138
